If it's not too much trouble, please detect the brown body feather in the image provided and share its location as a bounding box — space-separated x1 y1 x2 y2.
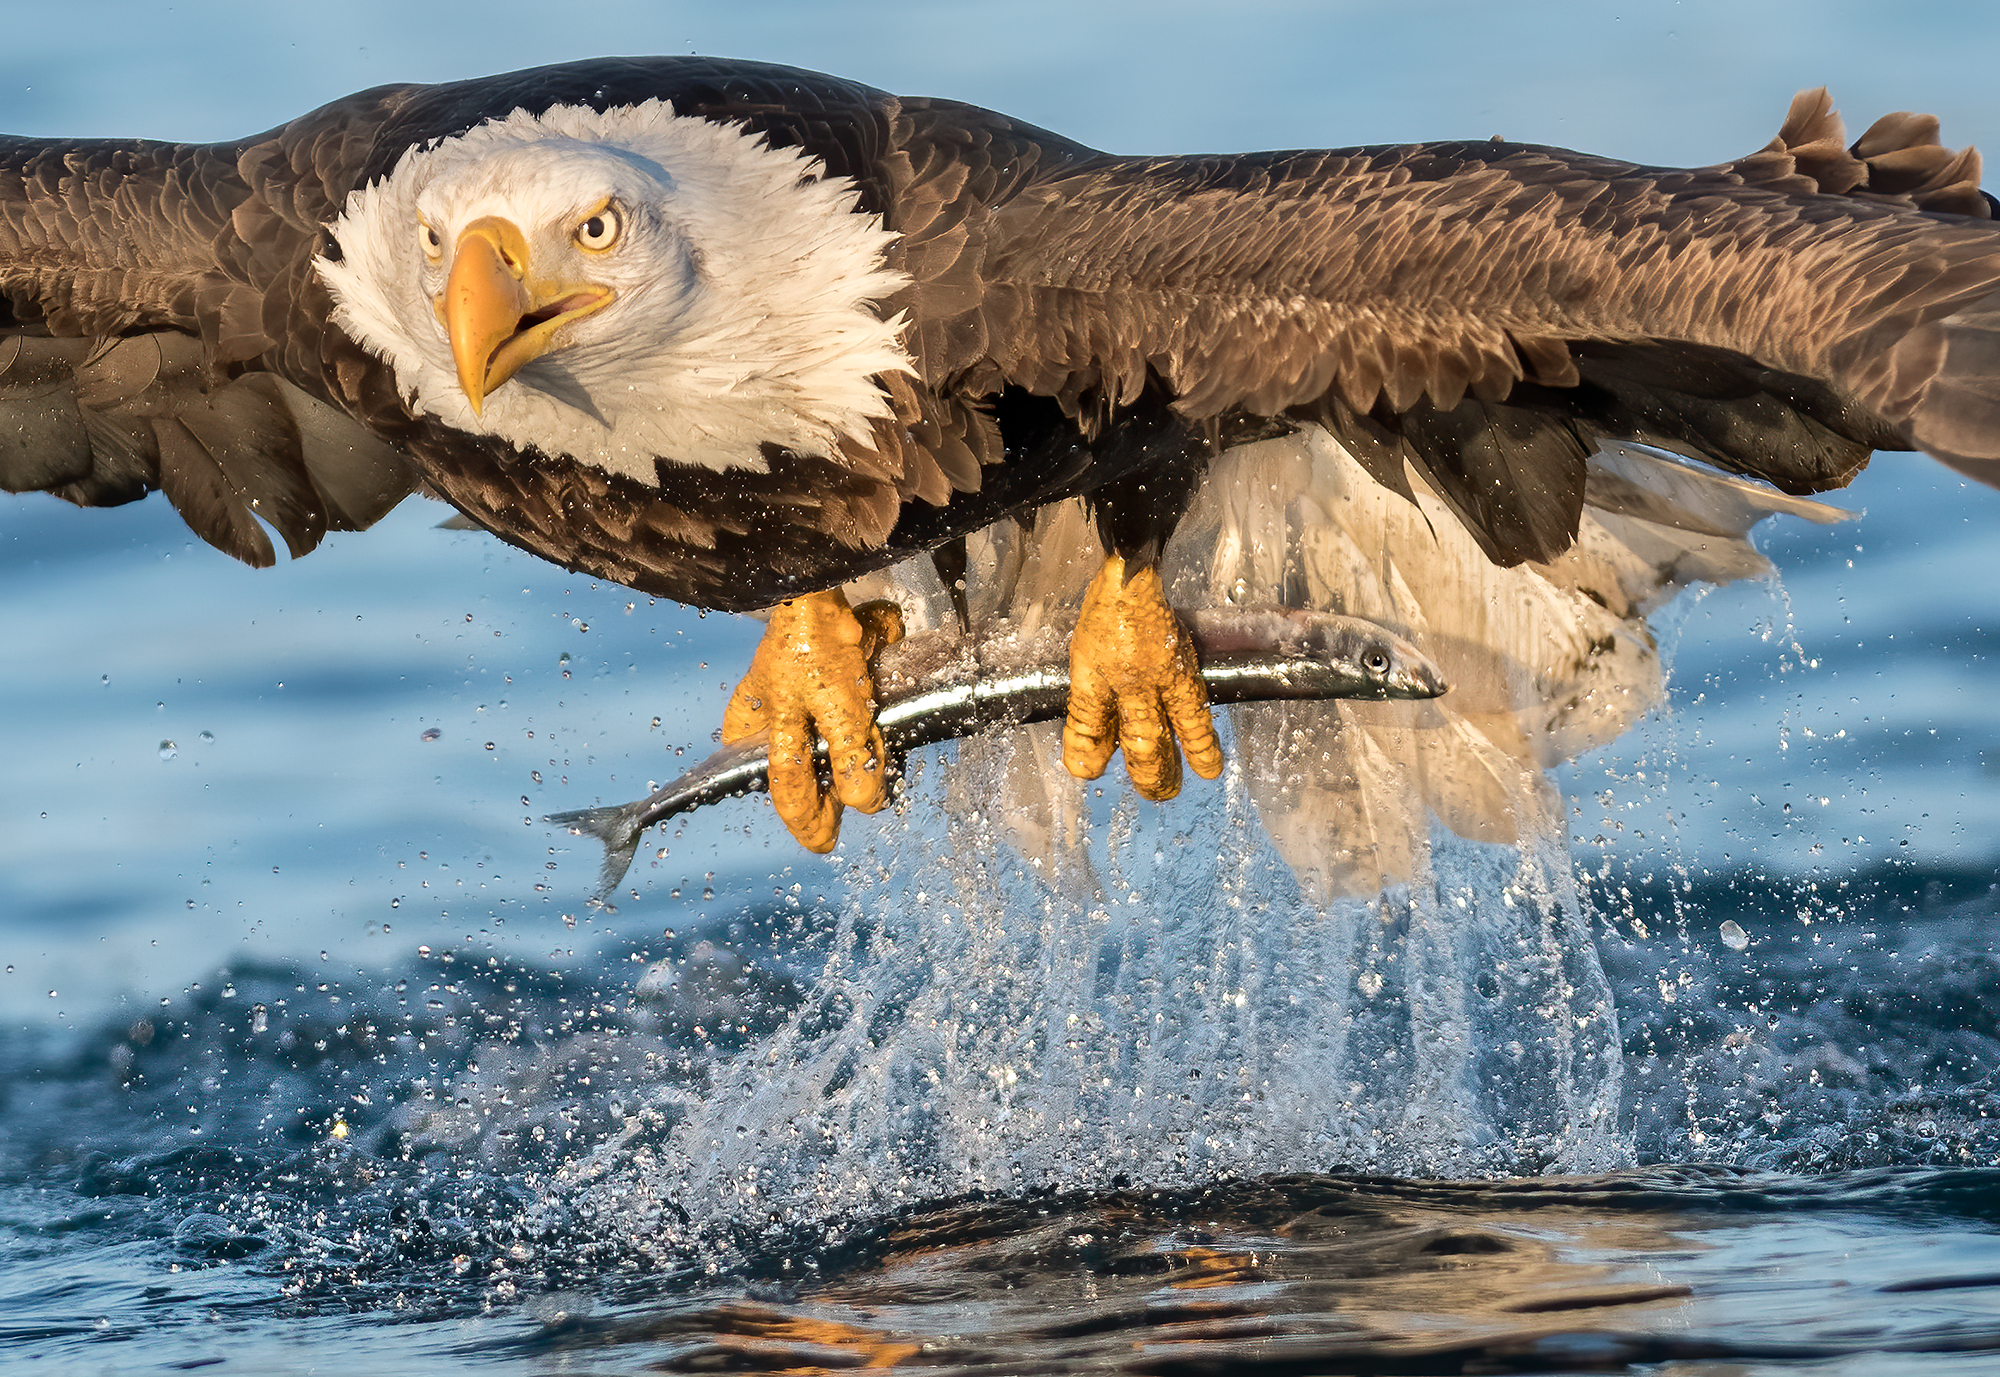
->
0 58 1996 604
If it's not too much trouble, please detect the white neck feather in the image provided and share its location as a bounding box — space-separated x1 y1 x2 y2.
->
317 100 914 481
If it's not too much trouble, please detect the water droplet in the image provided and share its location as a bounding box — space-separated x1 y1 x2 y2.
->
197 730 215 744
158 740 178 761
421 728 442 742
1719 919 1750 952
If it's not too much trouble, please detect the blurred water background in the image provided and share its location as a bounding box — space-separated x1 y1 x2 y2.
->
4 3 2000 1372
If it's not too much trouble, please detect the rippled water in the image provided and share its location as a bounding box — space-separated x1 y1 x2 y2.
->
7 852 2000 1373
7 6 2000 1374
9 747 2000 1373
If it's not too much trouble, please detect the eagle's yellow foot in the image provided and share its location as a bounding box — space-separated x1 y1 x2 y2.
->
1061 555 1224 799
722 590 905 854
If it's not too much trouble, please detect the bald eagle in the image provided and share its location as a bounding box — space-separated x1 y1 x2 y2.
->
2 57 1996 857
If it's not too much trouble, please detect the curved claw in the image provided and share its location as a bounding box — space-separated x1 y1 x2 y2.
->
1061 555 1224 799
722 591 905 853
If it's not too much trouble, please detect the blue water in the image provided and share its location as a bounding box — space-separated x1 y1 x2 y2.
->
6 4 2000 1372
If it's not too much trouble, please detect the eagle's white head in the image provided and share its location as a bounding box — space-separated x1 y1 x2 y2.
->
318 101 914 482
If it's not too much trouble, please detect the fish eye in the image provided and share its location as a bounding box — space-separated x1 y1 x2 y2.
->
575 203 622 253
1364 650 1390 675
418 219 443 262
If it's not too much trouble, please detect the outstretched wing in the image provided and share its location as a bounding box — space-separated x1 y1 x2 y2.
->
4 67 1996 602
891 89 2000 565
0 111 418 564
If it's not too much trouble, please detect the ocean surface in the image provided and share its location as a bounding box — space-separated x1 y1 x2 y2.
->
5 5 2000 1373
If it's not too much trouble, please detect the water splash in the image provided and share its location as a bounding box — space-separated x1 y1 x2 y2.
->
569 734 1628 1254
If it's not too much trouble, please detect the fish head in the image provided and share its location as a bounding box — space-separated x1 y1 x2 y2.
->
1305 617 1448 700
1373 634 1449 699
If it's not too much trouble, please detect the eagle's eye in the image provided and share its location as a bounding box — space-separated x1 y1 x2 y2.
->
574 204 622 253
419 220 443 262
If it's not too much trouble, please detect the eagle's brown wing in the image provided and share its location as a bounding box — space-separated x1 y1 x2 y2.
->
0 116 414 566
3 65 1997 604
903 88 2000 565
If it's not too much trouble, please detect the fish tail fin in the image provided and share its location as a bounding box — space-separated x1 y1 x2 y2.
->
544 804 645 901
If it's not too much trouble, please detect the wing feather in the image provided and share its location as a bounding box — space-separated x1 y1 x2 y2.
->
881 91 2000 567
5 60 1999 608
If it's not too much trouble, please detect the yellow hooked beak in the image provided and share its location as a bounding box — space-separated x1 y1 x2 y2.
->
438 216 615 415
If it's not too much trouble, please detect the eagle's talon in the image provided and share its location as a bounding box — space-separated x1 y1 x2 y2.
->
1061 555 1223 800
722 590 903 852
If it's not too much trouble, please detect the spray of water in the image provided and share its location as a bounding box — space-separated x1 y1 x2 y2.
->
568 729 1628 1254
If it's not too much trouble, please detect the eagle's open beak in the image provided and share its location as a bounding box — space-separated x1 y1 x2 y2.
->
440 216 614 415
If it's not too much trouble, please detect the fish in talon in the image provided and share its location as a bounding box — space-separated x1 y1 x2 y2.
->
547 606 1445 897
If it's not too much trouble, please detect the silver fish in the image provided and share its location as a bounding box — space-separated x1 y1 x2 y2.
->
548 606 1446 897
